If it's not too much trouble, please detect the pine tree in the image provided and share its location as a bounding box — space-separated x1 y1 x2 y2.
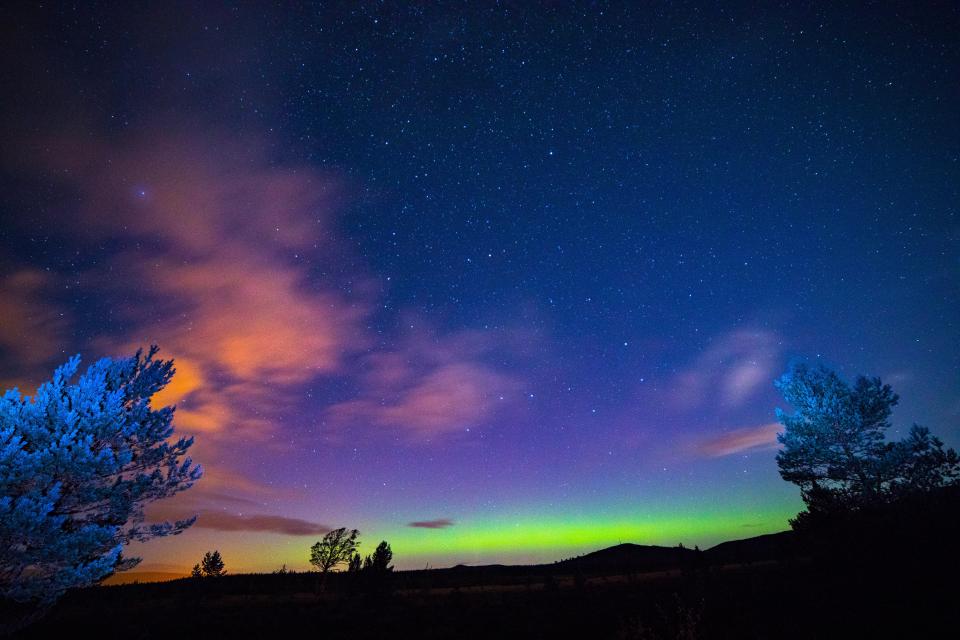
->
373 541 393 571
200 550 226 577
365 541 393 573
347 553 362 573
775 363 959 512
370 540 393 573
0 347 202 605
191 564 203 578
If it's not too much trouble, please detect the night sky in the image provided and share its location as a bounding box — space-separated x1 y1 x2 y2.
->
1 2 957 574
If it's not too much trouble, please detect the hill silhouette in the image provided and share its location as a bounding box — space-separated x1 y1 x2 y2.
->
554 542 697 573
704 531 795 565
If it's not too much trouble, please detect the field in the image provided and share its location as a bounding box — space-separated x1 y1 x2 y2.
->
13 540 957 639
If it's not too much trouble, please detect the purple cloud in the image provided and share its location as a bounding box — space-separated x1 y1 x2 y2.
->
408 518 455 529
327 321 523 440
194 512 331 536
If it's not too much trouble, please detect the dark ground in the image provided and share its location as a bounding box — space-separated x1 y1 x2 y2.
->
9 551 957 639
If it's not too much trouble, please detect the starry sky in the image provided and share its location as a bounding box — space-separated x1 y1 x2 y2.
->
0 2 957 574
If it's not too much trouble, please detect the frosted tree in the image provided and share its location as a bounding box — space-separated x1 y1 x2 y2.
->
0 347 202 606
775 363 897 504
775 363 958 511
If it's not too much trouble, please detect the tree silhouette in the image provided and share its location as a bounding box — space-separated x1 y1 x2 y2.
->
309 527 359 575
364 541 393 573
0 347 202 606
885 424 960 496
775 363 958 514
190 564 202 578
200 550 226 577
347 552 362 573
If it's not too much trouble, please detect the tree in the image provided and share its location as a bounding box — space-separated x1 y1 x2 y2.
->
191 564 202 578
775 363 958 513
885 424 960 496
199 550 226 577
0 347 202 605
347 552 362 573
309 527 359 575
363 541 393 573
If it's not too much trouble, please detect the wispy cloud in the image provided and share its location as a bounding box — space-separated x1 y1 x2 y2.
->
667 330 781 412
695 423 782 458
408 518 455 529
327 321 523 440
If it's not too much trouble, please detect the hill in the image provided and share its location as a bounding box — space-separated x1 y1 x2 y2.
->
555 543 697 573
705 531 795 565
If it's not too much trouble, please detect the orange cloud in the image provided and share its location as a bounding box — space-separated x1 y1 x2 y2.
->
151 356 206 407
135 251 366 384
32 129 375 445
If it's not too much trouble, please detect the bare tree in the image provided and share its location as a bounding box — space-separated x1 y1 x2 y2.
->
309 528 359 575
